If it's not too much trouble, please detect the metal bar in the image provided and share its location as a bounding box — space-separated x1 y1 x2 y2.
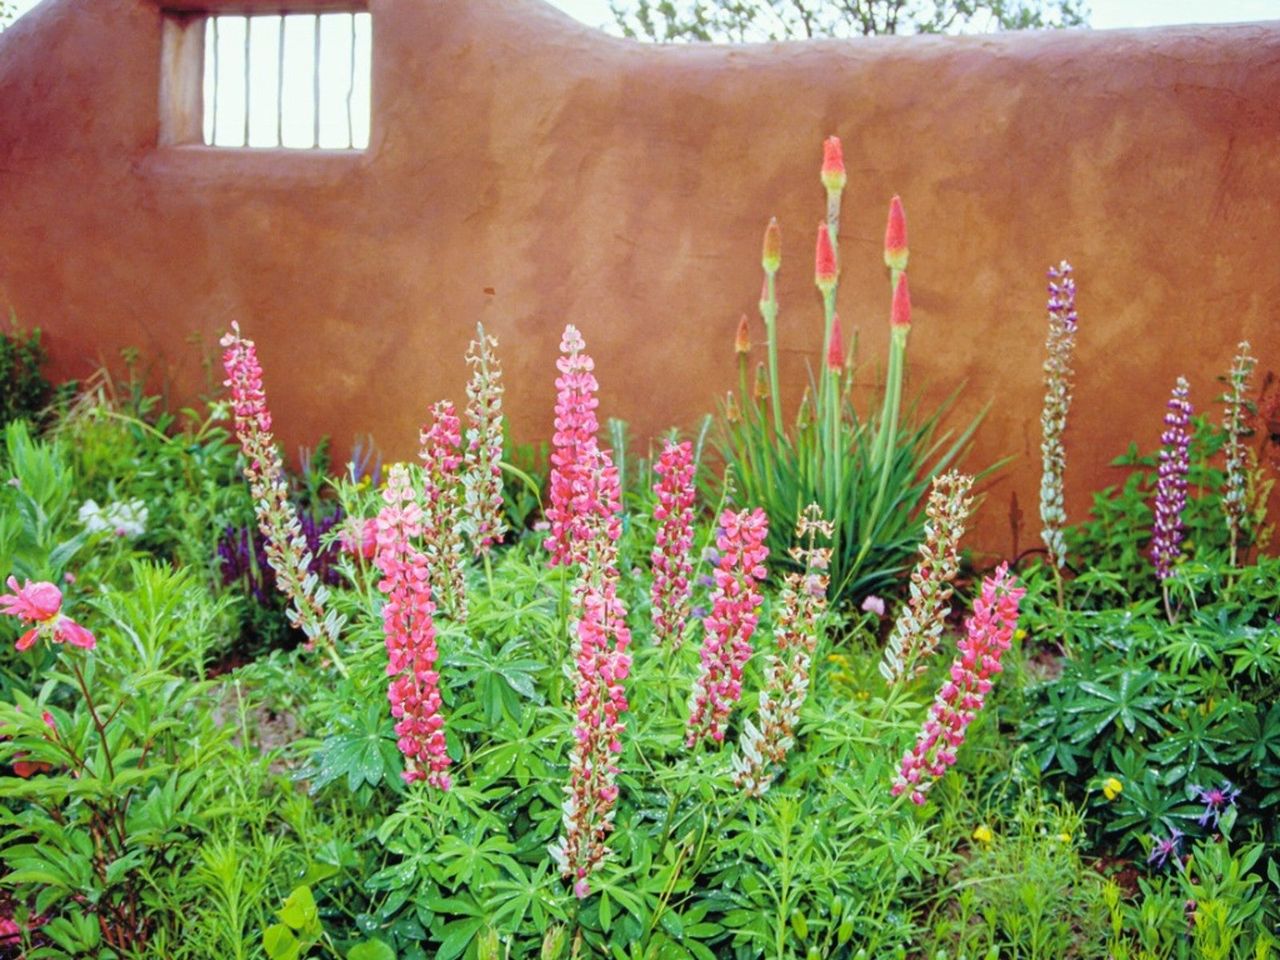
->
243 15 251 146
210 16 219 143
313 13 321 148
346 12 355 149
277 14 285 146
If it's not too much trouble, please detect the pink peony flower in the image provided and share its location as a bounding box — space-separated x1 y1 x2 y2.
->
1 576 95 652
1 577 62 621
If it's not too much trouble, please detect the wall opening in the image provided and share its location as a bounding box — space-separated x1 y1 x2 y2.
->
159 9 371 150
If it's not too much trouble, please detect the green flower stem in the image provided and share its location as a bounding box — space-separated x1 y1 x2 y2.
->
763 272 783 435
860 326 908 568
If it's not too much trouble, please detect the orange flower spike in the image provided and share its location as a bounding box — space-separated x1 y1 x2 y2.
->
827 313 845 372
891 272 912 329
884 195 909 274
814 222 838 295
735 314 751 355
821 136 847 194
762 217 782 275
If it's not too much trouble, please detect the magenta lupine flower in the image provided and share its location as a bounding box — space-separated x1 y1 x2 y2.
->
686 508 770 748
419 400 468 622
374 463 451 790
1148 828 1184 869
1 576 95 652
650 439 697 649
462 323 508 556
1193 781 1239 829
545 325 606 568
1151 377 1192 581
549 444 632 899
221 323 345 663
891 563 1026 805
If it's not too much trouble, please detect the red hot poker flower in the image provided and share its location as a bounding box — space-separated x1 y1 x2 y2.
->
826 313 845 372
814 223 838 294
884 195 909 273
891 272 912 329
762 217 782 274
735 314 751 355
821 136 846 194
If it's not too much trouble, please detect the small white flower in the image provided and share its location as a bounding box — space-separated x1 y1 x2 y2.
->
79 498 148 538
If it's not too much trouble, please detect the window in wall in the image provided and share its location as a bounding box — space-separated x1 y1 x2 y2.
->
160 10 371 150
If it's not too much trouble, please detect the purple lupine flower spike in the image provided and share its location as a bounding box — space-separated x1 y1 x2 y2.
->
1151 377 1192 582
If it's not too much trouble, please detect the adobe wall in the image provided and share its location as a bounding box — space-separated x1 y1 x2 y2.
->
2 0 1278 558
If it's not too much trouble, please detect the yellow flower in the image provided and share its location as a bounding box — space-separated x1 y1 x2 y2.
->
1058 832 1072 844
1102 777 1123 801
1014 628 1027 641
972 825 994 844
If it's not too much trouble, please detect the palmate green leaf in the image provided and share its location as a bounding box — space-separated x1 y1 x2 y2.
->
431 916 485 960
298 703 400 794
347 939 397 960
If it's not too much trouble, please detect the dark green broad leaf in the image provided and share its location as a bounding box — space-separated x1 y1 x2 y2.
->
298 704 402 793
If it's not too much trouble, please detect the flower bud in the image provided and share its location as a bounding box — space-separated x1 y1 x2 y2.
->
762 217 782 274
735 314 751 355
821 136 846 194
826 313 845 372
884 195 908 273
891 272 911 328
753 361 769 401
814 222 837 294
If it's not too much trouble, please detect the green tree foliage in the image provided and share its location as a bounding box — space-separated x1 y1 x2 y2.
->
610 0 1089 41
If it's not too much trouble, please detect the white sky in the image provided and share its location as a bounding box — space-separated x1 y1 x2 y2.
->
547 0 1280 31
6 0 1280 31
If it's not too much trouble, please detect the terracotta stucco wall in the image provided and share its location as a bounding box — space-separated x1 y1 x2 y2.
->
2 0 1278 556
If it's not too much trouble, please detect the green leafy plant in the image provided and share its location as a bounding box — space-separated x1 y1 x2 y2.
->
0 314 61 429
718 145 986 609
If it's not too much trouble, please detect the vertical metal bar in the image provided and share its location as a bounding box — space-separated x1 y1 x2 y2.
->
243 15 251 147
313 13 321 148
277 14 285 146
210 16 219 144
346 12 356 149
